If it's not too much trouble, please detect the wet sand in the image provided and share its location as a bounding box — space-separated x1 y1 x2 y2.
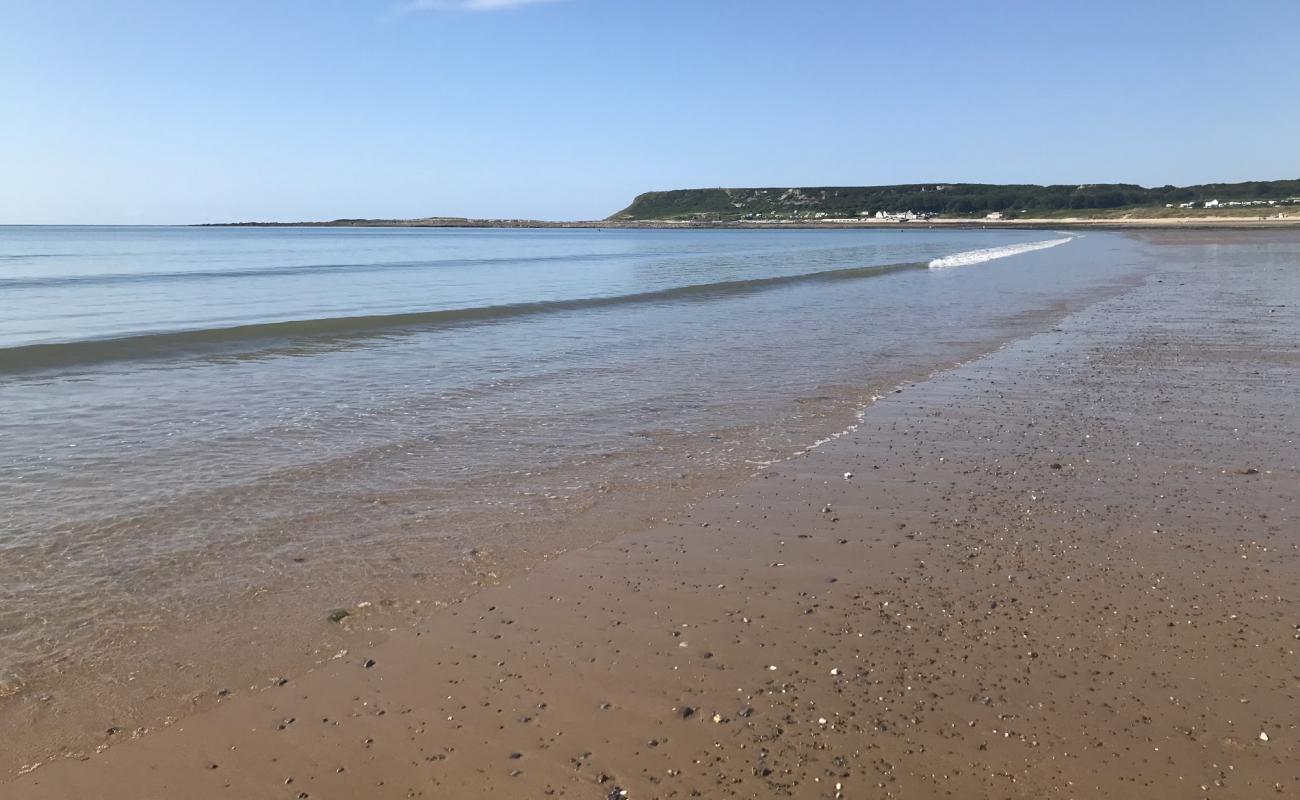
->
7 231 1298 798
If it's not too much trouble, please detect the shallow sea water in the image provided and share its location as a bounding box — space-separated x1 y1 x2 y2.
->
0 225 1145 720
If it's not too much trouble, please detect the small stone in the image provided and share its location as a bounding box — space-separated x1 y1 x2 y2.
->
1259 731 1269 742
679 706 696 719
363 659 376 669
843 472 853 480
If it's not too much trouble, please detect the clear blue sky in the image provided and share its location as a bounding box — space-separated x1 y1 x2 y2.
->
2 0 1297 223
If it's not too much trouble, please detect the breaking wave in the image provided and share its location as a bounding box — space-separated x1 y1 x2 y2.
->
928 236 1073 269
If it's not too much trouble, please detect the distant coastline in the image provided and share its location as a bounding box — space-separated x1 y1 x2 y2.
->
200 215 1300 230
203 178 1300 230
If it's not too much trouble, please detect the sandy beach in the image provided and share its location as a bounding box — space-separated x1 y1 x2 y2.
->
6 230 1298 799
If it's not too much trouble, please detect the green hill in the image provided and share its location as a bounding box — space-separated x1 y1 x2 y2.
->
610 180 1300 221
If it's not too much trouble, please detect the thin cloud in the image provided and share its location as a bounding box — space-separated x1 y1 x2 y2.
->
398 0 569 12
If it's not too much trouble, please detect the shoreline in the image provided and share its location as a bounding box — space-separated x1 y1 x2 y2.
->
0 237 1147 781
195 216 1300 231
7 230 1298 798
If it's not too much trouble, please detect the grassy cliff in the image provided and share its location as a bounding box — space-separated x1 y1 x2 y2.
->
610 181 1300 221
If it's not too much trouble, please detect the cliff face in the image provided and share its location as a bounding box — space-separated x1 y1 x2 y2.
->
610 180 1300 221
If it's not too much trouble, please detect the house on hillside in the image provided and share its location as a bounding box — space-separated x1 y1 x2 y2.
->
873 210 932 222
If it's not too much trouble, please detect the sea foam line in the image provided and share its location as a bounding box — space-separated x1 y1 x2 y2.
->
744 328 1049 472
928 236 1073 269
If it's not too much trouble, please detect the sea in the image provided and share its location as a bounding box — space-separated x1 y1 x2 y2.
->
0 225 1147 737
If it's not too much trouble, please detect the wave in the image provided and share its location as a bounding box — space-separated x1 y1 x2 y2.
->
928 236 1073 269
0 260 928 374
0 242 907 290
0 253 71 261
0 250 679 290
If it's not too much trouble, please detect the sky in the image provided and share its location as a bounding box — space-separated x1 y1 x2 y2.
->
2 0 1298 224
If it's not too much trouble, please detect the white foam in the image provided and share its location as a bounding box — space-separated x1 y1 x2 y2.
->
929 236 1073 269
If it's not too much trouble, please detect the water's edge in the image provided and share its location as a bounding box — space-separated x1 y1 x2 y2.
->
0 241 1152 775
